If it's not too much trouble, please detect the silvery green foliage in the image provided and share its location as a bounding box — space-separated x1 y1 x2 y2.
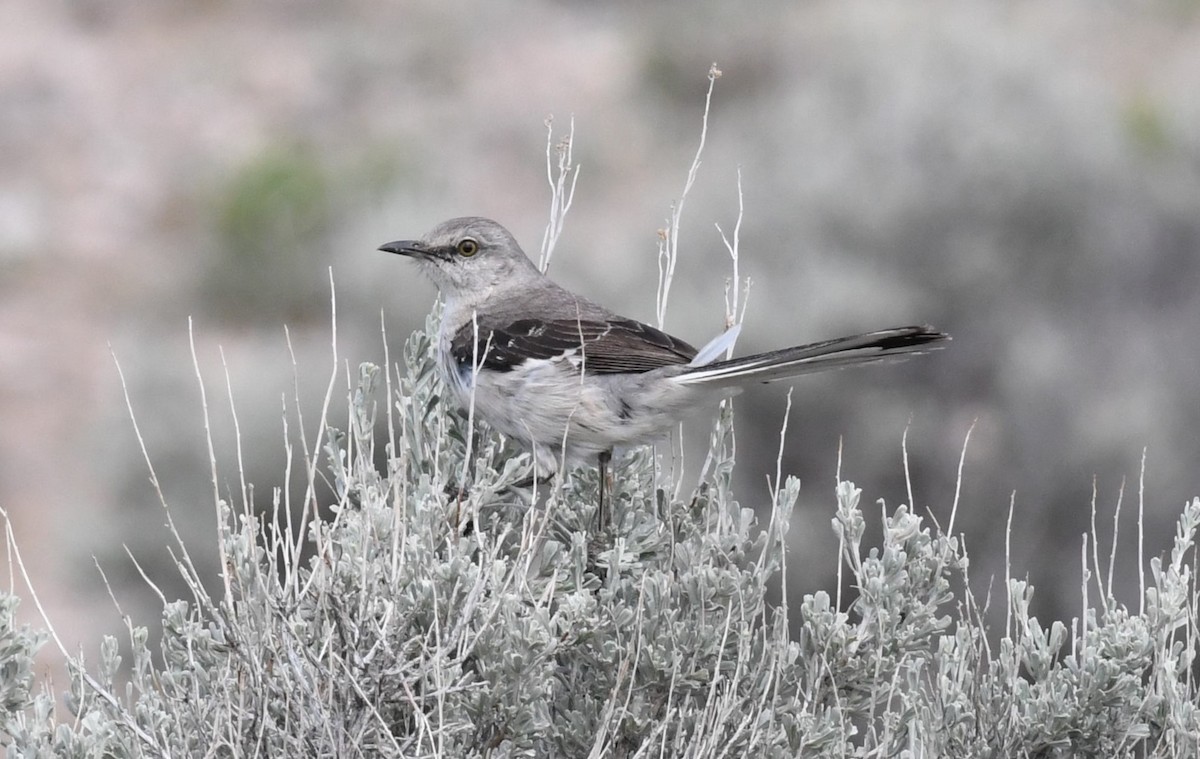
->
0 597 40 720
2 315 1199 757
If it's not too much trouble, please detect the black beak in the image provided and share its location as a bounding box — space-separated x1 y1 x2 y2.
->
379 240 425 257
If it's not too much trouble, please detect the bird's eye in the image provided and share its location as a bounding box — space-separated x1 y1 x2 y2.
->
457 238 479 257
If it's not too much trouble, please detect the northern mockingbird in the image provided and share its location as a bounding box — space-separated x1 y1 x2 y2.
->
381 217 947 492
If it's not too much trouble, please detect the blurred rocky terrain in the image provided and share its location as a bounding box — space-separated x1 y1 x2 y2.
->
3 0 1199 675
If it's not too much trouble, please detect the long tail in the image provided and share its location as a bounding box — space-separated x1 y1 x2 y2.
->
675 325 949 387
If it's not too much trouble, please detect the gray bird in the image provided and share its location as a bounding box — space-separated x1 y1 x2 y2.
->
381 217 947 489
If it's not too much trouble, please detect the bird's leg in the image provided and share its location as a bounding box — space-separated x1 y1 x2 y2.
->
597 449 613 529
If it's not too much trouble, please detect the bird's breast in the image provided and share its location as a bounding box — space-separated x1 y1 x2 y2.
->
437 333 474 399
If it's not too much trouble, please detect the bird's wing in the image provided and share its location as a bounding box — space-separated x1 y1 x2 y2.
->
450 317 698 375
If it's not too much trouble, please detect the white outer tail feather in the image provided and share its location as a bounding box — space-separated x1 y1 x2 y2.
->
689 324 743 367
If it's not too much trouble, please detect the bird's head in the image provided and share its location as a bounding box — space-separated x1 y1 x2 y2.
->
380 217 541 298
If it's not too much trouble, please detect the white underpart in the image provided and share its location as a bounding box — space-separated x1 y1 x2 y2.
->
436 329 719 473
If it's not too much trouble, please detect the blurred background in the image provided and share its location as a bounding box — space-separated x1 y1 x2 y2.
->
3 0 1199 677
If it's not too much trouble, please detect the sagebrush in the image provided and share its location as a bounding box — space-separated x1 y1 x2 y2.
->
1 309 1198 757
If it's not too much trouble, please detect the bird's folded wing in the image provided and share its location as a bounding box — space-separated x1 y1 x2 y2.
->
450 317 698 375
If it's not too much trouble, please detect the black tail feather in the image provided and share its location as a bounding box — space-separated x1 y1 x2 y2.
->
676 325 949 387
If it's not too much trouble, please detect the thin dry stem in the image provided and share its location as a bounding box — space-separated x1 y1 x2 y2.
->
656 62 721 330
539 115 580 273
